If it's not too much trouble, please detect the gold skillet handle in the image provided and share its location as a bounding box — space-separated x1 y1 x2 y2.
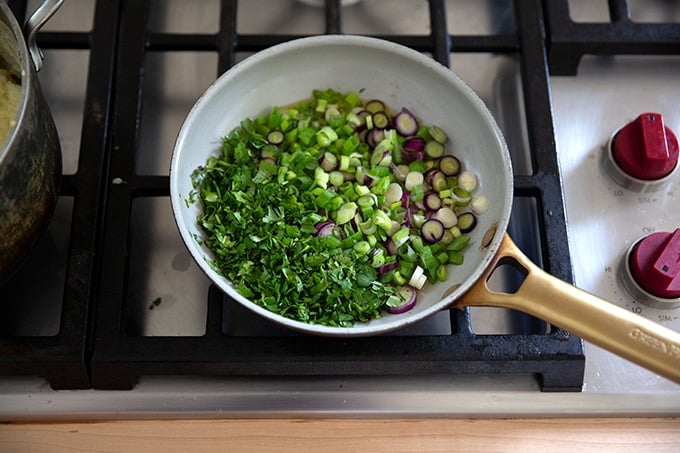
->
457 233 680 384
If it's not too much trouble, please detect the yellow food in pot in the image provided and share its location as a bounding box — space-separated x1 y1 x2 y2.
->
0 68 20 146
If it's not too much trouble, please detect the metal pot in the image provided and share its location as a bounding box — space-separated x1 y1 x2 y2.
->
0 0 63 283
170 35 680 383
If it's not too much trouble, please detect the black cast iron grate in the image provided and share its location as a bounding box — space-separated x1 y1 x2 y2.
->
92 0 583 391
544 0 680 76
0 0 119 389
6 0 672 391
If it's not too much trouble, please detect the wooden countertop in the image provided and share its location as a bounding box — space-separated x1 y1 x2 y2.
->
1 418 679 452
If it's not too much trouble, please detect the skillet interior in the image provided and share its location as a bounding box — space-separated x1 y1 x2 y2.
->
170 35 513 336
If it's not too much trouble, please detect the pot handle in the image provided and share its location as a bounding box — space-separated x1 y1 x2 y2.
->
23 0 63 72
457 233 680 385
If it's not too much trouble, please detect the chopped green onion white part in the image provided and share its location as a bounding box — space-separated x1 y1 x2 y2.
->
383 182 403 207
404 171 424 191
433 207 457 228
471 195 489 214
458 170 478 192
408 265 427 290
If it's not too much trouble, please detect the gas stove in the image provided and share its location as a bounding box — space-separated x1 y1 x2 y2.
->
0 0 679 419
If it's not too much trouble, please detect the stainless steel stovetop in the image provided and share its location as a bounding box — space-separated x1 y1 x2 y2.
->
0 0 679 419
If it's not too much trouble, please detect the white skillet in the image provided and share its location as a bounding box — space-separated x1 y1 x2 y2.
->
170 35 680 383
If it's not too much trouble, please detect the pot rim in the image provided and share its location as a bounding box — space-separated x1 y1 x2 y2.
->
0 1 32 162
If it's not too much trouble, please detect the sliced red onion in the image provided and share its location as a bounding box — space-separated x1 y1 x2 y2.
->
423 193 442 211
421 219 445 243
439 155 461 176
390 162 406 181
349 110 369 132
355 167 376 187
457 212 477 233
402 137 426 163
357 109 371 119
365 99 386 113
385 237 399 255
371 143 393 167
349 213 361 232
372 111 390 129
403 136 425 152
425 169 440 186
432 207 457 228
266 130 284 145
378 260 399 275
315 220 333 230
387 285 417 314
401 148 425 163
401 190 410 208
404 208 413 228
425 169 447 191
366 128 385 148
318 151 338 171
315 220 336 237
393 108 419 137
425 141 444 158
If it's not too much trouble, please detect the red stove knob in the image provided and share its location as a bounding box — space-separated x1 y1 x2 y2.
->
606 113 679 192
623 229 680 308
